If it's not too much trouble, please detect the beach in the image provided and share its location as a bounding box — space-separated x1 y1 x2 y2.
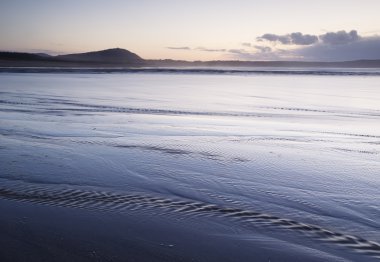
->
0 70 379 261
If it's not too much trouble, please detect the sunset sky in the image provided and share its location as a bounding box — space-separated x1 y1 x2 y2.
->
1 0 380 61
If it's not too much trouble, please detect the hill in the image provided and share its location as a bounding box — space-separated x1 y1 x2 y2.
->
56 48 144 64
1 48 380 68
0 48 145 67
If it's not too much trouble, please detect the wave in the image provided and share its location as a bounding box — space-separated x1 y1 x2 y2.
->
0 180 379 259
1 67 380 76
2 97 379 120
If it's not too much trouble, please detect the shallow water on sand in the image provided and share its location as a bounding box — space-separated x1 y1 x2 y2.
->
0 72 379 261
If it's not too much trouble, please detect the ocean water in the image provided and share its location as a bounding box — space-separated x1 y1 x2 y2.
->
0 70 379 261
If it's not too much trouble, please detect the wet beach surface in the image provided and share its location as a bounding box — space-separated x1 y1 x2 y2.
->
0 71 379 261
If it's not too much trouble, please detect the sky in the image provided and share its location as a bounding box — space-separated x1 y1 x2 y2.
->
1 0 380 61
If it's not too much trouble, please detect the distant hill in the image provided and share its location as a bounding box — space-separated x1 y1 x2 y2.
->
56 48 144 64
0 52 52 61
1 48 380 68
34 53 52 58
147 59 380 68
0 48 146 67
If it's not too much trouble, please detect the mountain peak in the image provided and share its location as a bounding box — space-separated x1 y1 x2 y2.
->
56 48 144 64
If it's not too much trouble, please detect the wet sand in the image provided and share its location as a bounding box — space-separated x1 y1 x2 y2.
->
1 71 379 261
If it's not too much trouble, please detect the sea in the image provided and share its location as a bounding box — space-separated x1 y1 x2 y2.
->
0 68 379 261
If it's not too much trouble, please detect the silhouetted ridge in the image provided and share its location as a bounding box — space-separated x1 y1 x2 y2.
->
0 52 52 61
56 48 144 64
1 49 380 68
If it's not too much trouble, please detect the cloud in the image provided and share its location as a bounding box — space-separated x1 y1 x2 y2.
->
167 46 226 52
195 47 226 52
258 34 280 42
166 30 380 61
254 45 272 53
257 30 361 46
257 32 318 45
166 46 191 50
319 30 360 45
258 34 291 44
290 32 319 45
228 49 248 54
230 31 380 61
293 36 380 61
226 48 284 60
